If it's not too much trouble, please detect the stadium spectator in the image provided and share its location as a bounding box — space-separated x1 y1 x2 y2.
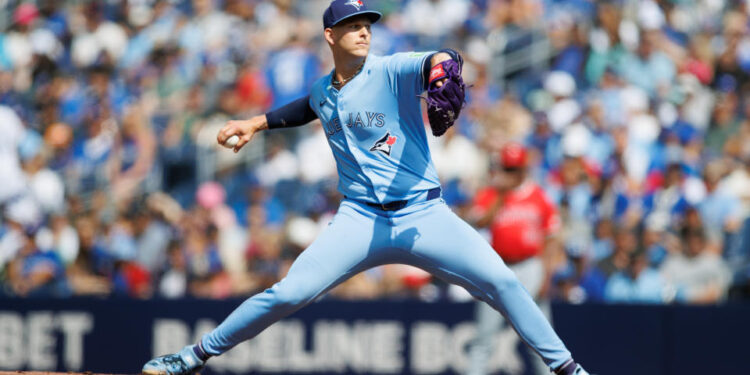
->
662 228 732 304
604 249 665 304
698 161 743 253
550 244 607 304
467 142 560 375
595 228 638 279
159 240 189 299
5 215 70 298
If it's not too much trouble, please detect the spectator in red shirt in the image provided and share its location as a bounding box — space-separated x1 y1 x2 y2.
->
468 142 562 375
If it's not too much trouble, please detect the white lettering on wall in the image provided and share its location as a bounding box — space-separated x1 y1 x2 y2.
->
27 312 56 370
368 321 404 373
487 326 523 374
0 312 24 369
411 321 522 374
149 318 522 374
0 311 93 371
56 312 93 370
154 319 406 373
411 322 450 373
152 319 190 357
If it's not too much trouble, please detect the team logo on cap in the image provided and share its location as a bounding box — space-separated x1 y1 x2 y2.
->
345 0 364 10
370 131 397 156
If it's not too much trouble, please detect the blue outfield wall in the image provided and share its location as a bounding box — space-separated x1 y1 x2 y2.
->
0 298 748 375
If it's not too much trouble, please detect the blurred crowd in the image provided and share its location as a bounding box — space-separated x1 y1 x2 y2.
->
1 0 749 305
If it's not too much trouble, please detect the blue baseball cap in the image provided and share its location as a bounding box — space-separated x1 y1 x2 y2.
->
323 0 382 29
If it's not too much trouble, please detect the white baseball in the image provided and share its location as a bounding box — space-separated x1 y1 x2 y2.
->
223 135 240 149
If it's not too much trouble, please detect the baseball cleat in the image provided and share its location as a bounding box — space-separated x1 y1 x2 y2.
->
142 345 205 375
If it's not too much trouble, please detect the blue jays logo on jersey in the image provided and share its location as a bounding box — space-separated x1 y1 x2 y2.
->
370 132 397 156
345 0 364 10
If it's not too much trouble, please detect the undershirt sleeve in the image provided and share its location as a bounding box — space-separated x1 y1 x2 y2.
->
266 95 318 129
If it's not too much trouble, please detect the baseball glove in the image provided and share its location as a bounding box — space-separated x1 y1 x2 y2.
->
425 58 467 137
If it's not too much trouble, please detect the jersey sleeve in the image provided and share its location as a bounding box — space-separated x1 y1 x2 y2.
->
385 51 435 97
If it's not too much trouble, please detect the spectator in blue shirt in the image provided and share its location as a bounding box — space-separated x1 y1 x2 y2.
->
6 227 70 298
617 30 676 97
699 161 743 253
605 249 665 304
642 163 691 223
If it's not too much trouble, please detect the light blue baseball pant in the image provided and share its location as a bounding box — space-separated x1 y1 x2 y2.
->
201 198 572 369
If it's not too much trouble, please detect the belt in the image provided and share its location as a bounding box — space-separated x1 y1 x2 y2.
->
356 187 442 211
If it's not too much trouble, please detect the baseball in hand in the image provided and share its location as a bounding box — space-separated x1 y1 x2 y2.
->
222 135 240 149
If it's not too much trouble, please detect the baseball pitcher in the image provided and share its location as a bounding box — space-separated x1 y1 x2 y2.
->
142 2 587 374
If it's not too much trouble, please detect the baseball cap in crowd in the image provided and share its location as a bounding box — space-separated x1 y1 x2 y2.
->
500 142 527 169
323 0 382 29
13 3 38 26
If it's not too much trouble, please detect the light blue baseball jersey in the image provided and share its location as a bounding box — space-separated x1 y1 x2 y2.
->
308 52 441 204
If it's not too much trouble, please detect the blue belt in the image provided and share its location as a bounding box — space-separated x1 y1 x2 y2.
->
355 187 441 211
